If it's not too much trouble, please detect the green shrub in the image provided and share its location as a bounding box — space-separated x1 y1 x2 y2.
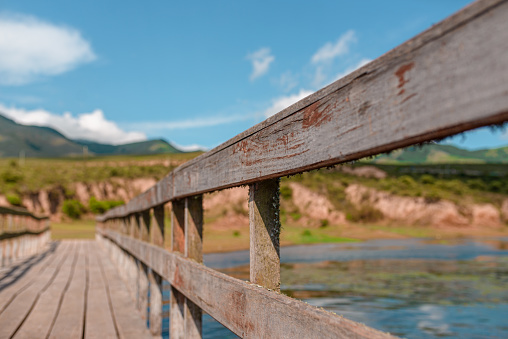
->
280 185 293 200
420 174 436 185
233 230 241 237
466 178 487 191
320 219 329 228
398 175 417 187
423 189 441 203
6 193 22 206
302 229 312 237
289 212 302 221
346 205 384 223
62 200 86 219
88 197 124 214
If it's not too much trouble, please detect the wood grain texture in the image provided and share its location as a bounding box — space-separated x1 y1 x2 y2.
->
48 242 88 339
85 242 117 339
0 242 60 307
99 230 396 339
97 238 155 339
185 196 203 263
171 199 186 338
149 205 165 336
99 0 508 221
13 243 77 339
184 196 203 338
151 205 165 248
249 179 281 291
0 243 70 338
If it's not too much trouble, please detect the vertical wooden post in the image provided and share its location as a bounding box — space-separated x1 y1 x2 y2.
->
249 178 281 291
149 205 165 336
184 195 203 338
137 212 150 321
170 199 186 339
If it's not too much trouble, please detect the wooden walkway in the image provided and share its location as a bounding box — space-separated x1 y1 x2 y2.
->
0 240 155 339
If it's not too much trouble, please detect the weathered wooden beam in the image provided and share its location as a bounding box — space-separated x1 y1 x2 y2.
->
99 229 396 339
98 0 508 222
184 196 203 338
171 200 186 339
149 205 165 336
249 179 281 291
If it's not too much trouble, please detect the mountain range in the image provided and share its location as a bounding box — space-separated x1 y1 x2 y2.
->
370 143 508 164
0 113 181 158
1 113 507 162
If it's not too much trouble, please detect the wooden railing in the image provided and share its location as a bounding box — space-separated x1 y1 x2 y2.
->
0 206 50 267
96 0 508 337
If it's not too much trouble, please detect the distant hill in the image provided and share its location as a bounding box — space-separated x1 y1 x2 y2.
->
0 113 182 158
371 143 508 164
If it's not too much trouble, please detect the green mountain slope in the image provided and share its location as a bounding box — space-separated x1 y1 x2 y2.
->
0 113 182 157
371 143 508 164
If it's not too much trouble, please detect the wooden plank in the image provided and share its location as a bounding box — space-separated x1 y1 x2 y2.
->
185 196 203 262
149 205 165 336
249 179 281 291
96 236 155 339
0 242 64 313
99 0 508 221
99 230 395 339
48 241 88 339
84 242 117 339
137 211 150 320
0 242 72 338
184 196 203 338
13 242 78 339
171 199 186 339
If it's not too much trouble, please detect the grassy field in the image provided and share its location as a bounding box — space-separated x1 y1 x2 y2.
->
51 219 96 240
49 217 508 253
0 152 201 199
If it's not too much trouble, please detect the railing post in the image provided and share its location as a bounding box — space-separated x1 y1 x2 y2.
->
184 195 203 338
137 211 150 321
149 205 165 336
170 199 186 339
249 178 281 291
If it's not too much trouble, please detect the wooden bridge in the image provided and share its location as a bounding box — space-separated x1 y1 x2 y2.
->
1 0 508 337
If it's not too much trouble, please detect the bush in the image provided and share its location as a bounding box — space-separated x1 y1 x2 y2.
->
280 185 293 200
320 219 329 228
88 197 124 214
420 174 436 185
62 200 86 219
346 205 384 223
6 193 22 206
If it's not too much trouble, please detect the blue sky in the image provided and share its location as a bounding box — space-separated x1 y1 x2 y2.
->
0 0 506 151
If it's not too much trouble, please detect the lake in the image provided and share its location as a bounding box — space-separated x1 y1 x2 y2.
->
160 237 508 338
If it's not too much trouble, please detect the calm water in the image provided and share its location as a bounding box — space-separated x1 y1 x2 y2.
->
159 237 508 338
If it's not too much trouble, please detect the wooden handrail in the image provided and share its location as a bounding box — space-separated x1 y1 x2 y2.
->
0 206 49 220
99 0 508 221
98 229 395 339
0 206 51 266
96 0 508 337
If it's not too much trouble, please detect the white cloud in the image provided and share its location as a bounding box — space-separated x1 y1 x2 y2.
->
311 30 356 64
247 47 275 81
171 142 208 152
0 104 146 144
0 13 96 85
131 114 251 131
264 89 314 118
334 58 372 82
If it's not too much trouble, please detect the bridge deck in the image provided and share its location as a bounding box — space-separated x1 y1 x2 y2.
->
0 240 155 339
